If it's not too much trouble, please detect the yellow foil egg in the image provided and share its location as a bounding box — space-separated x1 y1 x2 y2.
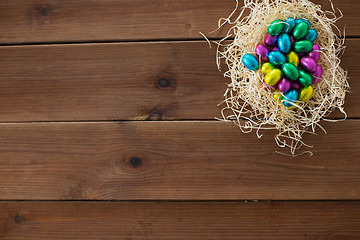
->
287 51 299 67
265 69 282 86
261 62 274 74
299 85 314 102
273 90 283 101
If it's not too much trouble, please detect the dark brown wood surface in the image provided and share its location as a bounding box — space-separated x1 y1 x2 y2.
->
0 39 357 121
1 0 359 239
0 121 358 200
1 201 359 240
0 0 358 44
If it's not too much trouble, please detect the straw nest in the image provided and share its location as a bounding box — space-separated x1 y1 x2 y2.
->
204 0 349 156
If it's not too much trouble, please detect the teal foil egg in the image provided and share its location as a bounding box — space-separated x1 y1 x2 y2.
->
268 51 286 67
305 29 318 42
283 89 299 107
283 17 295 33
295 18 311 27
242 53 259 71
278 33 291 53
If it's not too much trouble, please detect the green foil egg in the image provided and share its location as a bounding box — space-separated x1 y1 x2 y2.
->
268 20 285 36
293 22 309 39
298 70 313 86
265 69 282 86
281 63 299 80
294 40 313 53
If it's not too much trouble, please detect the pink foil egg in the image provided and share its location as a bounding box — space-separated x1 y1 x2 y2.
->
309 44 320 62
264 34 278 46
291 81 301 90
255 44 269 61
312 65 323 83
300 57 317 72
290 36 295 44
278 78 291 92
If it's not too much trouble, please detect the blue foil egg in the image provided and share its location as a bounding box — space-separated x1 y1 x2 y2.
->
242 53 259 71
283 89 299 107
305 29 317 42
268 51 286 67
278 33 291 53
295 18 311 27
283 17 296 33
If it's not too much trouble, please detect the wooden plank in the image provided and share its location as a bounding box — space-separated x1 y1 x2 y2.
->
0 39 357 121
0 0 358 44
0 120 359 200
0 201 359 239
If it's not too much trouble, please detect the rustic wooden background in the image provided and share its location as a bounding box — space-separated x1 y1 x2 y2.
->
0 0 359 239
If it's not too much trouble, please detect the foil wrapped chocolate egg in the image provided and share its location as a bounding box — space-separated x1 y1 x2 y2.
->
265 68 282 86
282 63 300 80
242 53 259 71
299 85 314 102
255 44 269 61
300 57 317 72
293 22 309 39
308 44 321 62
278 33 292 53
268 51 286 66
268 19 285 36
283 89 299 107
298 70 313 86
294 40 313 53
278 78 291 92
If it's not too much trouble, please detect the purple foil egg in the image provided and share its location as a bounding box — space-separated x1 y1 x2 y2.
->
308 44 321 62
264 34 278 46
300 57 317 72
297 52 306 58
312 65 323 83
255 44 269 61
291 81 301 90
278 78 291 92
271 47 279 52
290 36 295 44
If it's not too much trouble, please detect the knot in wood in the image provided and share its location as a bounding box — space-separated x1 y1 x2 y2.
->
14 214 23 224
156 78 171 88
128 157 142 168
40 7 52 16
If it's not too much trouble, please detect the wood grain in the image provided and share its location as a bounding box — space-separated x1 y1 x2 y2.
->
0 39 357 121
0 0 358 44
0 120 359 200
1 201 359 240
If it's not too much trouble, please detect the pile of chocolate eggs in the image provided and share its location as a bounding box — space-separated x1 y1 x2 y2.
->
242 18 323 108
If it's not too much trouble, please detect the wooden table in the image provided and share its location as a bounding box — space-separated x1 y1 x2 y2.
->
0 0 359 239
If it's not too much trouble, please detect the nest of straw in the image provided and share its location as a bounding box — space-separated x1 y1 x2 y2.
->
211 0 349 155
